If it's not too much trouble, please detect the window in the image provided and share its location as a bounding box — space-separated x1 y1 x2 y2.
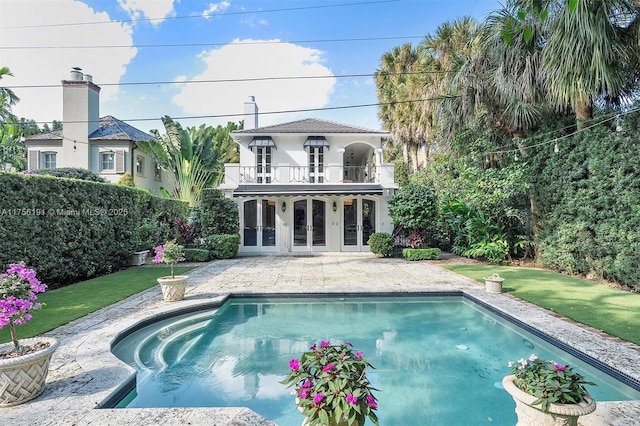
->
136 156 144 176
154 161 162 181
309 146 324 183
43 153 56 170
256 146 272 183
101 152 115 171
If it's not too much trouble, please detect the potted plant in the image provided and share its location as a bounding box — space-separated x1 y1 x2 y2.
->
0 262 59 406
154 240 187 302
503 354 596 426
282 341 379 426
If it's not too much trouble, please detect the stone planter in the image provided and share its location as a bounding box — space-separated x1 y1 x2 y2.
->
483 273 505 293
0 336 59 406
502 374 596 426
129 250 150 266
157 275 188 302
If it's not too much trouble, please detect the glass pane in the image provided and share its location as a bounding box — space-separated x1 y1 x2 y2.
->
262 200 276 246
362 199 375 246
293 200 307 247
312 200 325 246
243 200 257 246
343 199 357 246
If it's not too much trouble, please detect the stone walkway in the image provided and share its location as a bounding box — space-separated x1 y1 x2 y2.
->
2 255 639 425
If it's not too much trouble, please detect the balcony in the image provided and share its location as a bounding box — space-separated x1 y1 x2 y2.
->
221 163 395 188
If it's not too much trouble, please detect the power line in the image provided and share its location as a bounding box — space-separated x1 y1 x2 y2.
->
0 0 399 29
0 35 423 51
7 97 454 128
4 71 451 90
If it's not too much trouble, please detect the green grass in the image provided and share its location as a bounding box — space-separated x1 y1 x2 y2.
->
444 265 640 345
1 266 195 344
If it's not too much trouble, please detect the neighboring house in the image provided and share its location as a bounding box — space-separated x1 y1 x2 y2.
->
219 97 398 254
25 68 164 195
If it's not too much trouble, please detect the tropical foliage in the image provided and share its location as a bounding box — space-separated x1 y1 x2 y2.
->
138 116 239 206
376 0 640 289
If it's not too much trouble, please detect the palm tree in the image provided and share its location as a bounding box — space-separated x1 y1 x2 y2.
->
541 0 638 126
138 116 239 206
0 123 26 170
0 67 20 124
375 43 424 170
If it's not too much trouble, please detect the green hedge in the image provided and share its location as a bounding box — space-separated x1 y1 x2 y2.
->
528 115 640 291
368 232 394 257
203 234 240 259
402 248 441 261
0 172 187 287
193 189 239 236
183 248 211 262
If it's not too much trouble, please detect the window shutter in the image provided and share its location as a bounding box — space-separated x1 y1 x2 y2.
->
115 150 125 173
28 150 40 170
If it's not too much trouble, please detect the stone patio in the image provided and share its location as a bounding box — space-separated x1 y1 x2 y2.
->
1 254 639 425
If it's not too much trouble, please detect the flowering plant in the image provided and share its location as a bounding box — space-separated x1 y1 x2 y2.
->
508 354 595 412
0 262 47 351
154 240 185 278
282 341 379 426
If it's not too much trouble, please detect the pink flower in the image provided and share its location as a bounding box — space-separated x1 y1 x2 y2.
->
554 362 566 371
355 351 363 358
302 379 312 388
299 389 309 399
322 363 335 372
528 354 538 362
346 394 357 405
313 393 324 404
289 359 300 371
320 340 330 347
310 344 317 350
366 395 377 408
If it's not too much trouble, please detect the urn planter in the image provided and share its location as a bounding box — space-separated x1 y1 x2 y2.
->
502 374 596 426
0 336 59 406
157 275 188 302
129 250 150 266
484 273 505 293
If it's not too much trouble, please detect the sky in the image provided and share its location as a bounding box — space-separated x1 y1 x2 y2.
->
0 0 501 134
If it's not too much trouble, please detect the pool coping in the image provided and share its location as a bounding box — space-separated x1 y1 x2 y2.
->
1 255 639 425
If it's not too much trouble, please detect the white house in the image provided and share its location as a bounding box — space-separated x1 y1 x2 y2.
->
219 97 398 254
25 68 164 195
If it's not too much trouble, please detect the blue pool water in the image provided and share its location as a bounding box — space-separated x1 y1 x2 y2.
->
111 296 640 425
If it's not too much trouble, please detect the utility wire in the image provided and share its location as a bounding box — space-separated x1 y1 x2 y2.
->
7 97 455 128
0 0 399 29
4 71 451 90
1 35 423 50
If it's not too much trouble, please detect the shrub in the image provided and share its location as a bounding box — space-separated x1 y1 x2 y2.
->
203 234 240 259
0 172 186 287
183 248 210 262
174 218 200 247
388 183 439 231
116 172 135 187
24 167 107 182
402 248 441 261
193 189 239 236
368 232 394 257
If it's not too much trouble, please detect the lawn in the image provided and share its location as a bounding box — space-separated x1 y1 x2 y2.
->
444 265 640 346
0 266 195 344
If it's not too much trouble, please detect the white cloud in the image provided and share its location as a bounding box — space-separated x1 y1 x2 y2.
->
172 39 336 126
202 1 231 19
0 0 136 124
117 0 176 26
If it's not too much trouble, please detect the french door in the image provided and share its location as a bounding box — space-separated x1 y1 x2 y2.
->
242 199 277 252
342 198 376 252
292 199 327 252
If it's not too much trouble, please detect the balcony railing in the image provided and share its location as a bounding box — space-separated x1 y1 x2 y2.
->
221 163 395 186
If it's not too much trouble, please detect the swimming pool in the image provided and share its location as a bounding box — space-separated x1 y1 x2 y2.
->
111 295 640 425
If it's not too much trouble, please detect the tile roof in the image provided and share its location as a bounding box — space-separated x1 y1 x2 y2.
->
26 130 63 140
25 116 154 142
89 115 154 141
233 118 389 135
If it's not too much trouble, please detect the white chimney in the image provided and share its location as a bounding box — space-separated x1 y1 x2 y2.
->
243 96 258 130
62 68 100 168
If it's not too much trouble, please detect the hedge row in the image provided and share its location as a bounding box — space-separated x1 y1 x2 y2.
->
528 116 640 291
0 172 187 288
402 248 441 261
